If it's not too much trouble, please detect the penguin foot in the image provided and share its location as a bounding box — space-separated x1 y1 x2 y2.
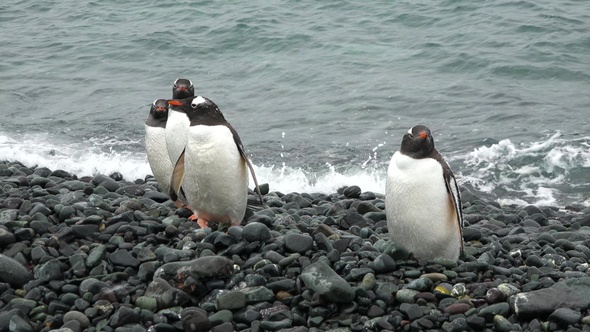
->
196 218 209 229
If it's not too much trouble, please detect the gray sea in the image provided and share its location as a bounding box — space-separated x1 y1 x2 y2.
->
1 0 589 207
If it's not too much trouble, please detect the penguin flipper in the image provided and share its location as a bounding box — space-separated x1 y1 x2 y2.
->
238 145 265 207
169 149 186 203
227 124 265 207
443 169 464 255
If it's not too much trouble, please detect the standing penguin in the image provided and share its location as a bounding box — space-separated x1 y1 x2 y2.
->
385 125 464 262
166 79 195 171
145 79 195 203
166 96 264 229
145 99 174 195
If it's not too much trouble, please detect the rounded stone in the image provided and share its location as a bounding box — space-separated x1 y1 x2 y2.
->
242 222 272 243
182 307 211 331
283 233 313 254
63 310 90 329
0 254 33 287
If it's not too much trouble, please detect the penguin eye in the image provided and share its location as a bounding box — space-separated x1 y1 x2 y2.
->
191 102 198 108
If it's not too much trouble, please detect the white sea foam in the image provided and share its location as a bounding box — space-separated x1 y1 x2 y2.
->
0 132 388 194
460 132 590 206
1 131 588 207
0 133 152 181
253 163 387 194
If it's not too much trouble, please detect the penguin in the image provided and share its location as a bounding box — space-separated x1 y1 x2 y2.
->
166 96 264 229
145 99 174 196
145 79 195 204
165 79 195 172
172 78 195 99
385 125 464 262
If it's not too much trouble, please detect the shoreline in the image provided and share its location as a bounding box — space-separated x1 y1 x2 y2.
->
1 159 590 332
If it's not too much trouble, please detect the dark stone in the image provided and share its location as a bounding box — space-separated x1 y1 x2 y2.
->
400 303 423 320
300 261 355 303
143 191 170 203
343 185 362 198
34 258 63 282
510 277 590 319
2 197 24 209
548 307 582 326
109 249 141 268
462 227 482 241
0 228 16 248
91 174 120 192
50 169 71 178
367 253 396 274
284 233 313 254
340 211 367 229
144 278 191 310
181 307 211 331
109 306 140 327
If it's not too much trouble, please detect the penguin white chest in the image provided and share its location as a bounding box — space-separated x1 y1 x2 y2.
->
165 110 190 164
386 152 459 261
144 125 173 194
182 125 248 224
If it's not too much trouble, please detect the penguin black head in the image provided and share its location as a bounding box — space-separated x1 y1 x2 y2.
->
167 96 227 125
149 98 169 120
400 125 435 159
172 78 195 99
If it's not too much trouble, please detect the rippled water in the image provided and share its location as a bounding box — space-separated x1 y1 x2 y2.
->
1 0 589 206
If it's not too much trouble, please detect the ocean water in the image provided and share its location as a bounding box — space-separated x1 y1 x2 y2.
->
1 0 589 207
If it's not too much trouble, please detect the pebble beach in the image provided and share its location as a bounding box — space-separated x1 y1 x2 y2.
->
1 159 590 332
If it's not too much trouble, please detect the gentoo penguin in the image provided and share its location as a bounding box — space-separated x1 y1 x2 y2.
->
172 78 195 99
166 96 264 229
145 99 174 196
166 79 195 172
385 125 464 262
145 79 195 204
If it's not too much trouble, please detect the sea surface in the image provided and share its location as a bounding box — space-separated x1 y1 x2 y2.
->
1 0 589 207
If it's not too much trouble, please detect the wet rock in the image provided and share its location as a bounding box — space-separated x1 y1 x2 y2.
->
181 307 211 332
284 233 313 254
548 307 582 326
300 261 355 303
0 254 33 287
144 278 190 310
510 277 590 319
242 222 272 243
154 255 233 281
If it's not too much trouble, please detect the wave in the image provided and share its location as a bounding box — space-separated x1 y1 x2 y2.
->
457 132 590 207
1 131 588 207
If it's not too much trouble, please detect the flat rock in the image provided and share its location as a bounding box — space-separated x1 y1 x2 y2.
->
510 277 590 319
300 261 355 303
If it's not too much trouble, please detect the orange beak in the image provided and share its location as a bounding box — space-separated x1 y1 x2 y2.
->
167 100 183 106
419 131 428 139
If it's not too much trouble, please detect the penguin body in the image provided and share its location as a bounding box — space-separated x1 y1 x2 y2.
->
166 96 263 228
166 79 195 168
385 125 464 262
145 99 173 195
145 79 194 202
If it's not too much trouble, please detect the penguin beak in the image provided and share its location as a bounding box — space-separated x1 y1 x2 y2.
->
167 100 183 106
419 131 428 139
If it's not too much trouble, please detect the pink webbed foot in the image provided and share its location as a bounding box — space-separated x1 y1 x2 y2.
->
196 218 209 229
